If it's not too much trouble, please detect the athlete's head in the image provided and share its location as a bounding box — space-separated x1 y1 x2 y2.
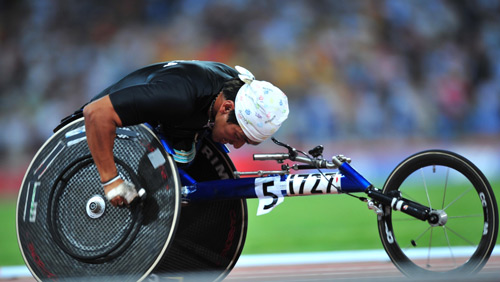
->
212 66 289 148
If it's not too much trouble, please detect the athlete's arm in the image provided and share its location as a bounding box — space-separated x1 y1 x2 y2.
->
83 96 126 206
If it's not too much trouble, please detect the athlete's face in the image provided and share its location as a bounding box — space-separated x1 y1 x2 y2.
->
212 122 248 149
211 101 259 148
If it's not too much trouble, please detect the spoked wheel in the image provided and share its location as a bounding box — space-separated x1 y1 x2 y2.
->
378 150 498 277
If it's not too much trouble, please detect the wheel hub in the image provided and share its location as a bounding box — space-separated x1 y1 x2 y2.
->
86 195 106 218
428 210 447 227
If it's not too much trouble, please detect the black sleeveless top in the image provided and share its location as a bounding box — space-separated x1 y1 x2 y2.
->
91 60 239 150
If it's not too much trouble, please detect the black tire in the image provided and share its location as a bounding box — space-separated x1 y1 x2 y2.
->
378 150 498 277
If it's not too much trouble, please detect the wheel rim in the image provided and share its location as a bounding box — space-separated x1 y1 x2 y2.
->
391 165 485 272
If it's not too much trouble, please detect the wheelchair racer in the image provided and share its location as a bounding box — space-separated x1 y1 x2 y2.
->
81 60 289 207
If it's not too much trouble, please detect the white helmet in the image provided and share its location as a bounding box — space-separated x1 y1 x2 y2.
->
234 66 289 143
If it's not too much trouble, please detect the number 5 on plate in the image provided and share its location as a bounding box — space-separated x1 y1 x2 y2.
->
255 176 285 216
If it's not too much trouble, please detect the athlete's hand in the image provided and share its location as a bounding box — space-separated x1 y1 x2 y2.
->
103 179 139 207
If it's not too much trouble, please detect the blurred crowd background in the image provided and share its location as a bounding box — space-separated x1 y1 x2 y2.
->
1 0 499 178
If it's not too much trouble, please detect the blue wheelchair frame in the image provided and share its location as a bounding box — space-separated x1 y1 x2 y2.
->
179 159 371 201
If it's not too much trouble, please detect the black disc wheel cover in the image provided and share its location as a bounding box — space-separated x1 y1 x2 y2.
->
16 118 181 281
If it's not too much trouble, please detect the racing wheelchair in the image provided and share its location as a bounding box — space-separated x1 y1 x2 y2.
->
17 117 498 281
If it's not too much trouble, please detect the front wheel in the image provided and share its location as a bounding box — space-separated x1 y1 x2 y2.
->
378 150 498 277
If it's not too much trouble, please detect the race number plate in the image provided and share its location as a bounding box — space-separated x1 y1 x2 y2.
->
254 172 341 215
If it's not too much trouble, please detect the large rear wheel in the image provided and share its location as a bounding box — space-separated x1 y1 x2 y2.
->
148 138 248 282
16 118 181 281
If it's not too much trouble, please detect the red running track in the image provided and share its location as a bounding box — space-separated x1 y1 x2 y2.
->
2 256 500 281
225 256 500 281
